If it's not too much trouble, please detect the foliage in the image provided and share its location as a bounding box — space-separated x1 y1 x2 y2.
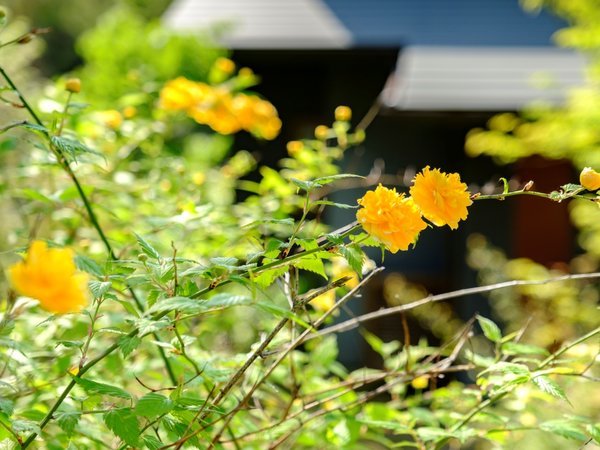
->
0 5 599 450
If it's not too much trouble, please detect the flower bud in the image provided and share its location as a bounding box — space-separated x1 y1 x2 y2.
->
314 125 329 140
65 78 81 94
580 167 600 191
334 105 352 122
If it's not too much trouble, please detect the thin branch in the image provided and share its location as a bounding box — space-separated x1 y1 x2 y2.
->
302 272 600 343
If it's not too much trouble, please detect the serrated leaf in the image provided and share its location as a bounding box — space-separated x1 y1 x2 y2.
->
295 238 318 251
118 335 141 358
10 420 39 435
134 317 171 336
73 377 131 399
532 375 569 402
104 408 140 447
21 122 49 134
293 257 327 279
56 412 80 435
540 420 587 441
340 245 364 276
253 266 287 288
0 399 13 417
202 293 252 309
134 393 174 418
89 281 112 299
147 294 252 315
142 435 163 449
477 315 502 343
50 135 101 161
134 233 160 260
74 255 104 277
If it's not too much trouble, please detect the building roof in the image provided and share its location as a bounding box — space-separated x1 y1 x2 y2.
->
381 46 586 111
163 0 566 49
162 0 352 49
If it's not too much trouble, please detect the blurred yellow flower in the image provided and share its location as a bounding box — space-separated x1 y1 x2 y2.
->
357 185 427 253
310 290 336 313
159 77 211 111
580 167 600 191
410 166 472 230
99 110 123 129
8 241 89 314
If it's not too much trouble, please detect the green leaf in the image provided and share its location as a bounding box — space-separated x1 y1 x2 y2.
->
75 255 104 277
312 173 365 186
50 135 101 161
312 200 358 210
89 281 112 299
142 435 163 449
118 335 141 358
147 294 252 315
340 245 364 276
16 188 55 204
290 178 316 192
0 400 13 417
586 424 600 444
502 341 549 356
20 122 49 134
540 420 587 441
531 375 569 403
10 420 40 435
476 315 502 343
104 408 140 447
73 377 131 399
56 412 80 435
293 257 327 279
134 233 161 260
253 266 287 288
135 393 174 418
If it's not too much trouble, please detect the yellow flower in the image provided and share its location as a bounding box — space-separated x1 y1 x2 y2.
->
310 290 336 313
580 167 600 191
356 185 427 253
8 241 89 314
98 110 123 129
410 166 472 230
159 77 211 112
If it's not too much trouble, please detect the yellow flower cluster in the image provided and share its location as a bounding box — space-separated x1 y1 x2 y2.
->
356 167 472 253
159 76 281 140
8 241 89 314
